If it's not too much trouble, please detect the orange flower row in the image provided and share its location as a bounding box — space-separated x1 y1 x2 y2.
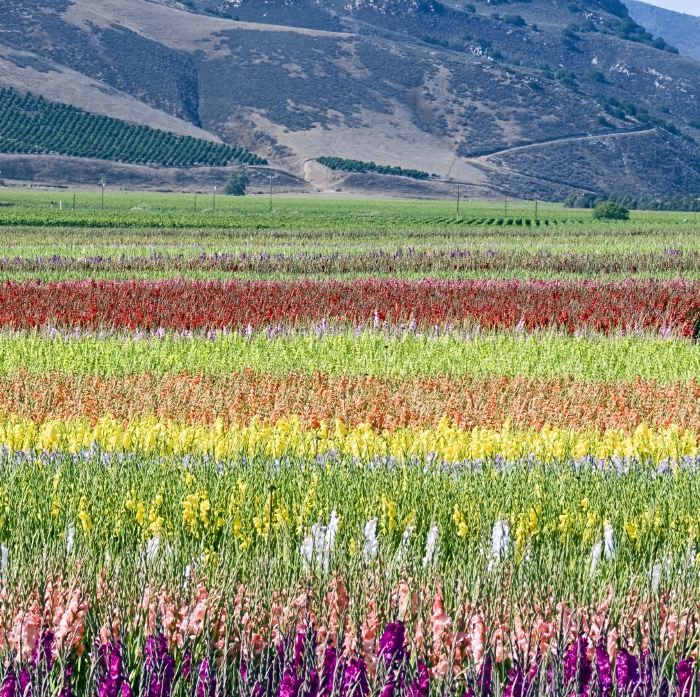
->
5 371 700 432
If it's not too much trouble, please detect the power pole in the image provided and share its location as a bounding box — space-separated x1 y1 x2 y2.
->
504 195 508 217
269 174 273 213
72 193 76 210
534 196 538 219
100 177 105 211
194 194 197 212
456 184 461 220
213 184 217 211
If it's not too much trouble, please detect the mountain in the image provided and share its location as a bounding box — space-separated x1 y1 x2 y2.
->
625 1 700 61
0 0 699 200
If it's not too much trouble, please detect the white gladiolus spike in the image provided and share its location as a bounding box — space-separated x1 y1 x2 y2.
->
423 524 439 567
323 510 339 573
363 518 379 561
301 511 339 572
651 563 662 593
0 545 7 576
488 520 510 572
146 536 160 562
492 520 510 558
300 532 314 569
396 525 414 562
66 523 75 554
603 523 616 559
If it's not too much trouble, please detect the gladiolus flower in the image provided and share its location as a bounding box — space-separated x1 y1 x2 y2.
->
503 667 524 697
279 669 302 697
564 635 592 695
616 650 640 694
595 640 612 697
677 658 694 697
406 662 429 697
379 623 405 665
144 633 174 697
342 658 369 697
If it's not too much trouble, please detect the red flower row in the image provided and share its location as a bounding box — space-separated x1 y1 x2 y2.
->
2 279 699 334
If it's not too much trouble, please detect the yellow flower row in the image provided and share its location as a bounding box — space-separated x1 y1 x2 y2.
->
0 415 696 464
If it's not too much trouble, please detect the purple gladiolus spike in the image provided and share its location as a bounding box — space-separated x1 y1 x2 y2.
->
196 659 216 697
342 658 369 697
181 653 192 681
407 662 430 697
280 669 303 697
478 656 493 697
31 630 54 672
97 641 131 697
616 650 640 694
294 631 306 670
380 680 397 697
595 641 613 697
503 667 525 697
252 683 265 697
305 670 320 697
565 635 592 696
18 669 31 697
379 623 406 665
1 667 18 697
239 660 248 684
144 634 175 697
640 651 654 697
320 647 337 697
462 690 476 697
677 658 694 697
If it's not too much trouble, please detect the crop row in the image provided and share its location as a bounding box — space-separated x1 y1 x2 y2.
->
0 332 698 382
3 371 700 432
2 248 700 277
0 210 683 234
2 451 700 578
0 580 699 696
0 602 697 696
0 279 698 335
0 415 695 464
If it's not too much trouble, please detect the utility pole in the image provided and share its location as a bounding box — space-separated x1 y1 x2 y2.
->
456 184 461 221
72 193 76 210
100 177 105 211
213 184 217 211
194 193 197 212
269 174 273 213
504 195 508 217
534 196 538 219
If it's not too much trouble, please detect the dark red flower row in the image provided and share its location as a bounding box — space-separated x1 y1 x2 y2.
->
3 279 699 335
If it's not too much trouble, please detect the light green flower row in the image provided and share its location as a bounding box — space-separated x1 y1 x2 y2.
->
0 332 698 382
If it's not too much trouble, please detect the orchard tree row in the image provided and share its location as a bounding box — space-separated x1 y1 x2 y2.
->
0 87 266 167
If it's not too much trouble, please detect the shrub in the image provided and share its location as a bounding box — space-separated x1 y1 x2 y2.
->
224 170 249 196
592 201 630 220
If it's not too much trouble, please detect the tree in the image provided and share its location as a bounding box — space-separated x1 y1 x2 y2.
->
592 201 630 220
224 170 249 196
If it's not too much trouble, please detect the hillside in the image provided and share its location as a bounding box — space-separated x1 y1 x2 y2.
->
0 0 699 199
625 1 700 61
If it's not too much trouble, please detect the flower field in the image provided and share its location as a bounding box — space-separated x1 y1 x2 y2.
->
0 194 699 696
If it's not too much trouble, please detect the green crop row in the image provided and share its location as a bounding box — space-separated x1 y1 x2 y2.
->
0 332 697 382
